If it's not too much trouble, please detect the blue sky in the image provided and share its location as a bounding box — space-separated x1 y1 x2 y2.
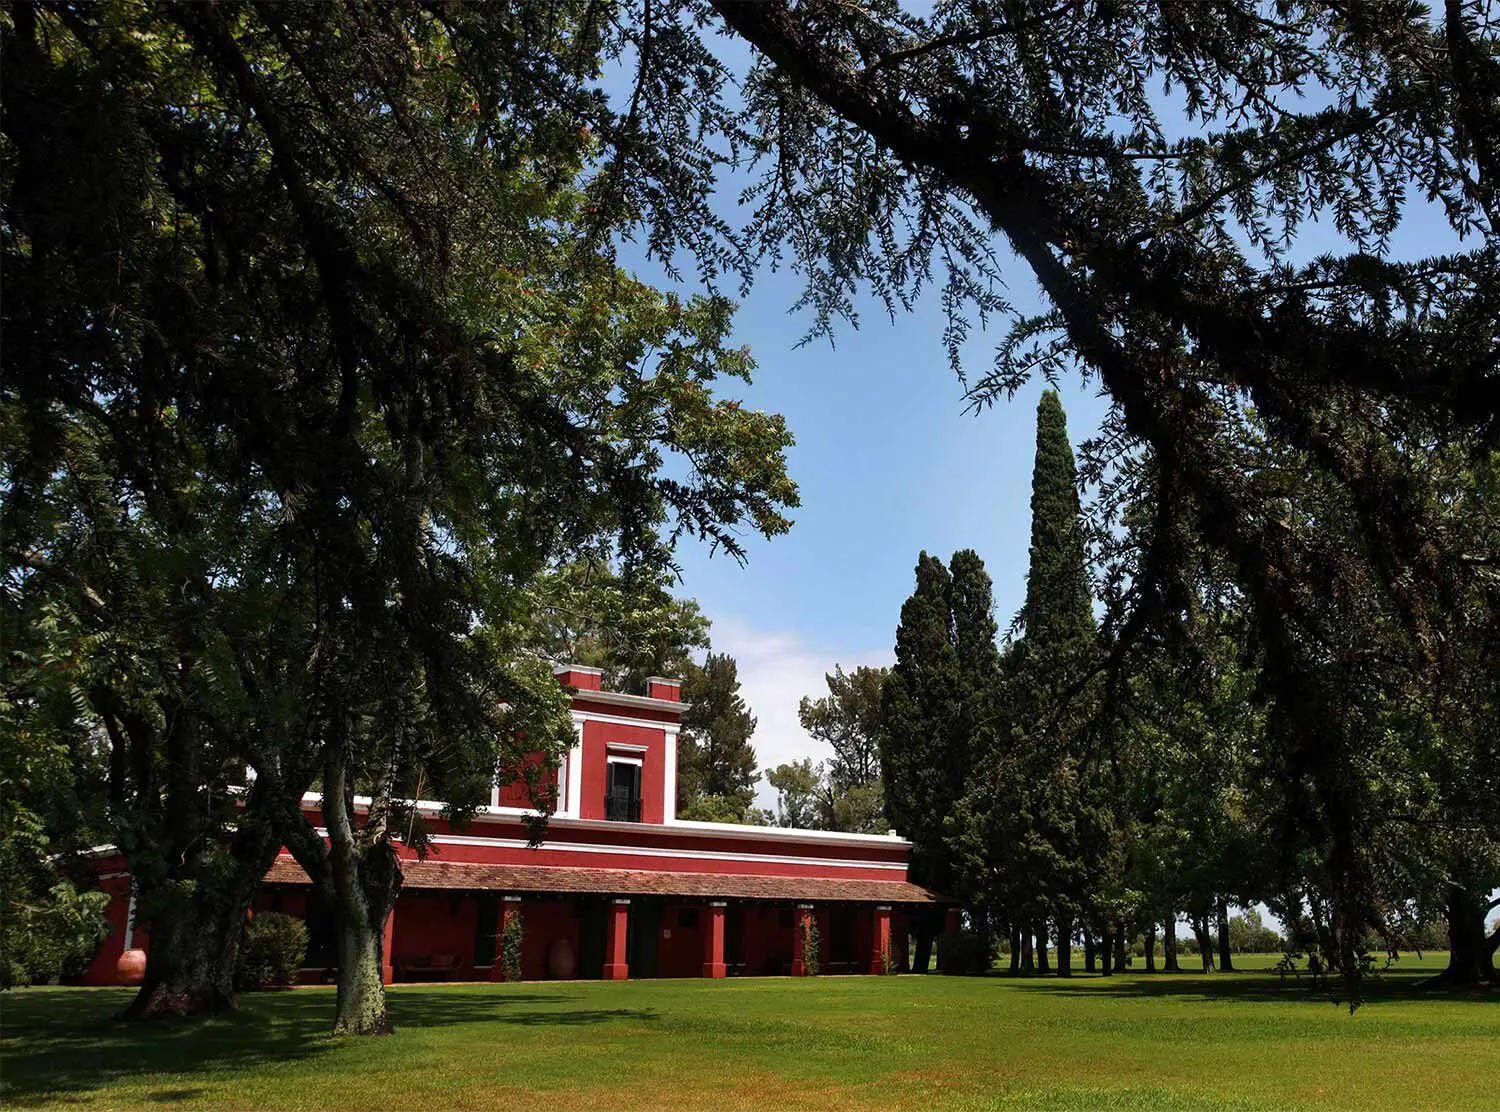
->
625 238 1108 783
605 33 1468 793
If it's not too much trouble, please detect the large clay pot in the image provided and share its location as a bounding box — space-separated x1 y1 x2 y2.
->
547 937 576 980
116 948 147 986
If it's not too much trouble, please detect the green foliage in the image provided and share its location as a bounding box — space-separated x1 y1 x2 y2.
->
763 758 888 834
521 559 711 695
798 665 888 791
677 654 760 815
800 913 821 977
1227 910 1285 956
881 552 989 891
676 794 766 826
500 912 524 984
237 913 308 991
938 930 990 976
951 394 1110 949
2 0 798 1022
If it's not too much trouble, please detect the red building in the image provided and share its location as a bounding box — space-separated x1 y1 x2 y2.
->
82 666 950 985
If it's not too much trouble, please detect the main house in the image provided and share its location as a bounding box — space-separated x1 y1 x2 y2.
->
82 666 952 985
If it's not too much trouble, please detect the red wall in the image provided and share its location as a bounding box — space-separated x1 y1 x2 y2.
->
658 901 706 978
77 873 134 986
518 900 581 981
578 719 668 824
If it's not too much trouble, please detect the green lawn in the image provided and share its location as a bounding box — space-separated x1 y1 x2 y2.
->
3 955 1494 1111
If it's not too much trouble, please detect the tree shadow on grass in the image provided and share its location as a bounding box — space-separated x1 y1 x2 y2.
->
997 970 1492 1007
0 987 591 1107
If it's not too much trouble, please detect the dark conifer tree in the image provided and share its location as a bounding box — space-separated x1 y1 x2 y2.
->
677 653 760 814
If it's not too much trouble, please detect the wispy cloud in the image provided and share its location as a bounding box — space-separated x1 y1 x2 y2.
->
705 616 893 807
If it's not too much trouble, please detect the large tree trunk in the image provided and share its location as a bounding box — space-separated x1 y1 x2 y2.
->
913 918 934 973
1114 929 1128 972
1008 924 1022 974
1055 914 1073 977
1216 897 1235 972
331 880 396 1037
113 755 286 1021
1163 916 1180 972
1193 914 1216 973
1020 927 1034 973
119 896 243 1020
1144 923 1157 973
322 749 402 1036
1083 930 1096 972
1035 920 1050 973
1423 884 1500 988
1100 925 1114 976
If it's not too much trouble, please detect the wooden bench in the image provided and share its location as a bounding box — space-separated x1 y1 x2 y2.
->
396 953 461 981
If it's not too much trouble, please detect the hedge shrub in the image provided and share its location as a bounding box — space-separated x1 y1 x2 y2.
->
237 912 308 990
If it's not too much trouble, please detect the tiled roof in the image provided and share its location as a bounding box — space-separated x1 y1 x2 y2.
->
263 856 943 904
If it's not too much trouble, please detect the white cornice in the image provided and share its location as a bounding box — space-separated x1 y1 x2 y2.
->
570 688 688 715
572 708 681 734
297 792 911 850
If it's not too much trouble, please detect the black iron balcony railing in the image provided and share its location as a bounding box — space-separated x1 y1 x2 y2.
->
605 791 642 823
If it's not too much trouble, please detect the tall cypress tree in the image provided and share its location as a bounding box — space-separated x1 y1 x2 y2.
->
1022 391 1096 655
880 553 962 890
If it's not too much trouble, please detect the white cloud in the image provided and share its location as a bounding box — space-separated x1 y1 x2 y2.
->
704 616 893 808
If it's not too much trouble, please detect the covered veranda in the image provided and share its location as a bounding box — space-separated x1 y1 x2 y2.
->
256 858 950 983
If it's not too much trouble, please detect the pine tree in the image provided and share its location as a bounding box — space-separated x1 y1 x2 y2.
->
880 555 961 887
677 653 760 815
1022 391 1096 656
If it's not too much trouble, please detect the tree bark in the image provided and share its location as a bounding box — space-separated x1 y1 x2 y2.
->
1056 913 1073 977
1114 928 1128 971
317 744 402 1035
1008 924 1021 974
119 897 243 1020
1100 925 1114 976
1193 914 1217 973
1163 916 1180 972
1020 927 1034 973
913 916 934 973
1216 896 1235 972
1423 883 1499 988
1083 931 1096 972
1144 923 1157 973
109 714 287 1021
1035 920 1049 974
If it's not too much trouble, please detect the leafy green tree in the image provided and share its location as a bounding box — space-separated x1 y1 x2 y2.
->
523 559 711 694
0 607 111 988
567 0 1500 986
3 1 797 1032
677 653 760 815
765 759 825 831
798 665 888 791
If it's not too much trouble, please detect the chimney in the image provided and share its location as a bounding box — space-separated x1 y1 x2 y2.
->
553 664 604 692
645 676 681 702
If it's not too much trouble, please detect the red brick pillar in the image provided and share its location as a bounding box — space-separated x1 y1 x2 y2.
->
380 905 396 986
869 905 892 974
702 901 727 978
603 898 630 980
790 904 814 976
490 896 522 982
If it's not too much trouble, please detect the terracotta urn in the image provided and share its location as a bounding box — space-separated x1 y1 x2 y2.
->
546 936 576 980
116 948 147 986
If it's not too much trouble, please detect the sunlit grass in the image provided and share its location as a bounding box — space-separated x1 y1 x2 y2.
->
2 954 1492 1111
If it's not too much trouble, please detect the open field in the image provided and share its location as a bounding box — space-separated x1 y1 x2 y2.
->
2 954 1493 1112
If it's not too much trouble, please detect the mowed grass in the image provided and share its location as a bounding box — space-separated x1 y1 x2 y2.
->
2 953 1493 1112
